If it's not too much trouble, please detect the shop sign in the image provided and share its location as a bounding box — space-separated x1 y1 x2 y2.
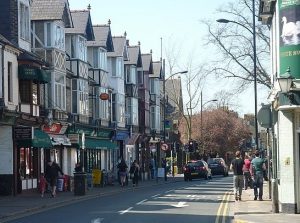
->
279 0 300 78
97 129 112 138
14 127 32 140
42 123 68 134
68 134 79 144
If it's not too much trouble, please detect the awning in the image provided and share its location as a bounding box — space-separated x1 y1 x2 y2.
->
18 65 51 83
79 137 117 150
49 134 71 146
32 129 53 148
126 133 140 145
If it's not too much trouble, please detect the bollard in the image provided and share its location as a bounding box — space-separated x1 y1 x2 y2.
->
271 178 279 213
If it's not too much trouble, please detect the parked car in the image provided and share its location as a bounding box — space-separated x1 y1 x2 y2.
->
183 160 212 181
208 158 229 176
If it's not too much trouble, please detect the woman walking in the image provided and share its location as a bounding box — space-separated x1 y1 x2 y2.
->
130 160 139 187
117 159 128 187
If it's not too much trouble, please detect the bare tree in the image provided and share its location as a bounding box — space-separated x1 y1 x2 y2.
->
201 0 271 94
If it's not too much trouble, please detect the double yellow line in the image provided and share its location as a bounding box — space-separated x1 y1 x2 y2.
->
215 191 231 223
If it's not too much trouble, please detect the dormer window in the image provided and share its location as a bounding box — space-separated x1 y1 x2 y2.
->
20 2 30 41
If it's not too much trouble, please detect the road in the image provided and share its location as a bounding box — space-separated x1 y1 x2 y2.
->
7 176 233 223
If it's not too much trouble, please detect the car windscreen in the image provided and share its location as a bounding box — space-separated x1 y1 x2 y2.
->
187 161 204 167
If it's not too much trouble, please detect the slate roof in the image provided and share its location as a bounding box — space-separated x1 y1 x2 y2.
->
142 54 153 72
66 10 94 40
124 46 140 65
87 25 113 51
152 61 162 78
31 0 73 28
108 36 127 58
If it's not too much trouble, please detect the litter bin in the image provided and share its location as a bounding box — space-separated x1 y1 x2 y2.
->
74 173 87 196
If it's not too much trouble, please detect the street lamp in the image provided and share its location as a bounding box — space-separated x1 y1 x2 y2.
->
200 91 217 154
217 0 258 150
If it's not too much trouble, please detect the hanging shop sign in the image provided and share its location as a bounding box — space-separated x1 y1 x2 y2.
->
14 126 32 140
279 0 300 78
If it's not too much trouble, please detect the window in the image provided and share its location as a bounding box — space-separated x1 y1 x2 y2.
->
54 25 65 50
72 79 88 115
126 66 137 84
54 73 66 110
126 97 138 125
7 62 12 102
138 71 143 85
150 105 160 130
112 93 125 123
78 36 87 61
19 80 30 103
93 48 99 68
150 78 159 94
99 49 107 70
45 23 65 50
46 23 52 47
98 88 109 120
112 57 123 77
20 3 30 41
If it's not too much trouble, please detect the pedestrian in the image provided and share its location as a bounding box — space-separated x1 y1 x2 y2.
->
230 151 244 201
129 160 139 187
74 162 83 173
117 159 128 187
45 160 64 197
243 155 252 190
250 150 266 201
149 159 154 179
39 173 47 198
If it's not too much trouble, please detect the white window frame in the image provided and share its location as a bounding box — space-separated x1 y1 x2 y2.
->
7 62 13 102
98 87 109 120
126 65 137 84
54 72 66 110
150 105 160 130
19 2 30 41
150 78 159 94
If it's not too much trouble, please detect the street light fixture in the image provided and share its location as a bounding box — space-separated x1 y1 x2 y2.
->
216 0 258 150
200 91 218 154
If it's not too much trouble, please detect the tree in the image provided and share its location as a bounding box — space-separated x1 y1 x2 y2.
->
184 108 251 158
201 0 271 94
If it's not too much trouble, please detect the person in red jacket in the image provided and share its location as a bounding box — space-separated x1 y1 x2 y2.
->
243 155 252 190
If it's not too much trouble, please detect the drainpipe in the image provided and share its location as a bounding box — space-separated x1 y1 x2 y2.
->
1 45 4 101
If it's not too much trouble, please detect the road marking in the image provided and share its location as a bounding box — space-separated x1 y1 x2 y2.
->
136 199 147 205
91 218 104 223
215 191 231 223
171 201 189 208
165 190 173 193
119 207 133 215
152 194 160 198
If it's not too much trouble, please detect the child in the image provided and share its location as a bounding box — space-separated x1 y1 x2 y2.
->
39 173 47 197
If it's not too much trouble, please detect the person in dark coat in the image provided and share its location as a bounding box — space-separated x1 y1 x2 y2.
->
45 160 63 197
129 160 139 187
117 159 128 187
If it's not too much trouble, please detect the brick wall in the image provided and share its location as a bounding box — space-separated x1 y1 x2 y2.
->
0 0 18 46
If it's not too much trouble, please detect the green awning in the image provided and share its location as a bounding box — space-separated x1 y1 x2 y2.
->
18 65 51 83
79 137 117 150
32 129 53 148
16 129 52 148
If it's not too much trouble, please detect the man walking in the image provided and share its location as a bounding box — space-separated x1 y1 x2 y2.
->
230 151 244 201
250 150 266 201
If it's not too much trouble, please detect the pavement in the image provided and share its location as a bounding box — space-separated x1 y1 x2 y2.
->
231 181 300 223
0 175 300 223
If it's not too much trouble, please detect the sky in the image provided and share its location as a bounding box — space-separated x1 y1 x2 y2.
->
68 0 269 116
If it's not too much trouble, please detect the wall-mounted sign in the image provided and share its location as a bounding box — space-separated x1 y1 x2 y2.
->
14 127 32 140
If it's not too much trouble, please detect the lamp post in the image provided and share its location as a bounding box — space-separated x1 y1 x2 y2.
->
163 70 187 179
200 91 217 154
217 0 258 150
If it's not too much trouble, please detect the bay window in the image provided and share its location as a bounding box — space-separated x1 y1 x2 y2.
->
112 93 125 123
72 79 88 115
150 105 160 130
126 97 138 125
54 72 66 110
150 78 159 95
45 23 65 50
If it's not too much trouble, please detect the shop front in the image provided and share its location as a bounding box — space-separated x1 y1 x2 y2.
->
15 127 53 194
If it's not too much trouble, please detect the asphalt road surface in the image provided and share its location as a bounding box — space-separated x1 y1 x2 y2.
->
7 176 233 223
